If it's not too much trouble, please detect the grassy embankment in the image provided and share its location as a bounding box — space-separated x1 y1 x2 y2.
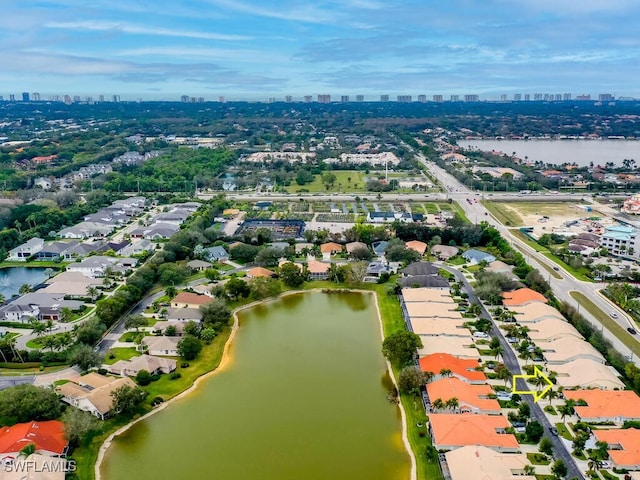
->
569 291 640 355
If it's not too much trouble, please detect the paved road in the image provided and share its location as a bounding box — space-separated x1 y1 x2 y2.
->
441 264 584 480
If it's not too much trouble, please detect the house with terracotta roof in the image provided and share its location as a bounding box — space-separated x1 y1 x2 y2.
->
564 390 640 424
445 445 534 480
0 421 67 461
247 266 275 278
537 336 604 364
306 259 330 280
56 375 136 419
171 292 212 309
419 353 486 384
502 288 548 307
427 377 501 414
552 359 625 390
594 429 640 470
429 413 520 452
406 240 427 255
320 242 343 260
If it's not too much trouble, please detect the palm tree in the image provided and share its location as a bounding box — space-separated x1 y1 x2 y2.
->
31 321 48 339
558 399 576 423
166 286 177 299
19 283 32 295
439 368 453 378
492 344 504 361
544 388 559 406
523 465 535 476
0 293 5 305
423 371 435 384
432 398 444 411
19 443 36 457
495 364 511 387
445 397 459 412
468 303 482 317
87 287 99 302
587 456 603 473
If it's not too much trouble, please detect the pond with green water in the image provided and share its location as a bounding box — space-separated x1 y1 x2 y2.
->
101 292 411 480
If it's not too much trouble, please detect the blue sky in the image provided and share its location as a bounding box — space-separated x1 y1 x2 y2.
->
1 0 639 100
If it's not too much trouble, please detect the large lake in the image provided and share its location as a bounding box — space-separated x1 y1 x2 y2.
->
100 292 410 480
0 267 48 300
461 139 640 168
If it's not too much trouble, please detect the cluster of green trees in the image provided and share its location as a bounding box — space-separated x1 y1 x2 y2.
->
103 147 235 193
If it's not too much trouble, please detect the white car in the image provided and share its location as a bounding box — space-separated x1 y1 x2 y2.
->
610 312 618 318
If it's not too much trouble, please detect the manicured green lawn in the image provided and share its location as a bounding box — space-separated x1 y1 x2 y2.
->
555 422 574 440
102 347 140 365
527 452 551 465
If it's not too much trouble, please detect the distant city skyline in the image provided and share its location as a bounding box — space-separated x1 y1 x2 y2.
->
1 0 639 98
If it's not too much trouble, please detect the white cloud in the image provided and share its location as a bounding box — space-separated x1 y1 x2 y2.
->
45 20 251 41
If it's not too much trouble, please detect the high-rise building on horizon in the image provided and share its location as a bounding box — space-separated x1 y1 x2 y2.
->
534 93 543 101
31 92 40 101
180 95 189 102
397 95 412 103
417 94 426 102
464 94 479 102
563 93 572 101
304 95 312 102
356 95 364 102
450 95 459 102
21 92 29 102
513 93 522 101
317 94 331 103
500 94 508 101
524 94 531 101
285 95 293 102
341 95 349 103
112 95 120 102
98 95 105 102
433 95 443 102
576 94 591 100
9 94 15 101
380 94 389 102
63 95 72 105
599 93 614 101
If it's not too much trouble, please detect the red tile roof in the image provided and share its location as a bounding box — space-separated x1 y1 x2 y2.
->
320 242 343 254
172 292 212 305
564 390 640 421
419 353 486 382
502 288 548 306
0 421 67 456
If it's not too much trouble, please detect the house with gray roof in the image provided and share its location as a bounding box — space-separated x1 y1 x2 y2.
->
8 237 44 261
0 292 83 322
166 308 203 323
461 249 496 265
58 222 113 239
399 275 450 289
34 241 78 260
130 223 180 240
401 262 439 276
187 260 212 271
203 246 229 263
372 241 389 257
118 239 154 256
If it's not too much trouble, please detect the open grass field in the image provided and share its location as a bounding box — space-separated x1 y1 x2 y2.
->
284 170 367 193
482 201 524 226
